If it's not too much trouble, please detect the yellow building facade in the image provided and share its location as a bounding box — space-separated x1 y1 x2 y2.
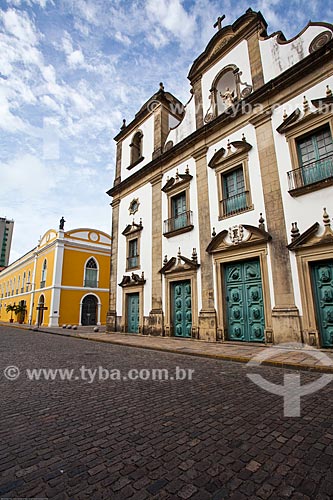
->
0 225 111 327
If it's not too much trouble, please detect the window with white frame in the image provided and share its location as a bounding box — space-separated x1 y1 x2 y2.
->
84 258 98 288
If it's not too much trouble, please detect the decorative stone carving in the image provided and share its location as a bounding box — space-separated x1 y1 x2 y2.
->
161 168 192 193
119 272 146 287
228 224 245 245
128 198 140 215
159 252 200 275
288 208 333 250
309 31 333 53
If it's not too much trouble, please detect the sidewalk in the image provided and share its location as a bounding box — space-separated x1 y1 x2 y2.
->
2 321 333 373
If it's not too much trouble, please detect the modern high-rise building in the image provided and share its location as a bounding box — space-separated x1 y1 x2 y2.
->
0 218 14 267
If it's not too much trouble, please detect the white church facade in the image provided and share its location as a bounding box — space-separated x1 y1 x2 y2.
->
106 9 333 347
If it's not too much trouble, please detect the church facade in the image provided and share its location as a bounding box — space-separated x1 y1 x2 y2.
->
106 9 333 348
0 223 111 327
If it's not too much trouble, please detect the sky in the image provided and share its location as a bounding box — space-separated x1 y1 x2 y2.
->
1 0 332 264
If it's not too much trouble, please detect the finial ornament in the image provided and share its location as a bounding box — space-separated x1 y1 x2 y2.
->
175 169 179 180
191 248 198 263
214 14 225 30
212 227 216 237
291 222 300 240
159 82 164 91
283 109 288 121
242 133 246 142
258 213 265 231
323 207 331 227
163 255 168 265
59 216 65 230
303 96 309 114
227 139 231 151
326 85 332 97
121 118 126 130
185 164 189 174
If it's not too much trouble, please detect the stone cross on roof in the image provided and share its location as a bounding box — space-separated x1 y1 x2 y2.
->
214 14 225 31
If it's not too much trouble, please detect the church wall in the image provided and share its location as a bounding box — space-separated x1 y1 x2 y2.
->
120 114 155 182
259 25 331 83
206 123 276 312
161 158 202 313
271 75 333 313
116 184 152 318
201 40 252 120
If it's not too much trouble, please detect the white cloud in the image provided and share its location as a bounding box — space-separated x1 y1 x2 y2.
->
114 31 131 46
146 0 197 46
0 8 39 45
67 49 85 67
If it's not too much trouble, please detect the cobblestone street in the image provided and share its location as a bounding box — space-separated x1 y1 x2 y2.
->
1 326 333 499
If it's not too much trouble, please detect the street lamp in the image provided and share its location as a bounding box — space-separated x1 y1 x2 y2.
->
26 281 35 325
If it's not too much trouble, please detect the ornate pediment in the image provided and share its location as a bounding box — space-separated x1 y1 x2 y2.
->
119 272 146 287
287 208 333 250
207 224 271 254
122 219 143 236
188 9 267 82
276 86 333 134
160 248 199 275
161 167 192 193
208 138 252 169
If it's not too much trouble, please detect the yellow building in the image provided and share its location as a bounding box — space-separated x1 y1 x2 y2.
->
0 223 111 327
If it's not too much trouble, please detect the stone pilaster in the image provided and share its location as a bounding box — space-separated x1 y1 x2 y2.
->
247 30 265 91
148 173 164 335
192 79 204 130
153 106 170 159
113 142 122 187
251 112 301 343
193 146 217 341
106 198 120 332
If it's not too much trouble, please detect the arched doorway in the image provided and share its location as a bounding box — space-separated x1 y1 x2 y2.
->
37 295 45 326
81 295 97 326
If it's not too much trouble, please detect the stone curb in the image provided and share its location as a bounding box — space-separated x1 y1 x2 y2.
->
4 323 333 374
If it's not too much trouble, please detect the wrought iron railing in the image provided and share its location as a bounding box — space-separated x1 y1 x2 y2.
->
84 279 98 288
127 256 139 269
220 191 248 216
287 156 333 191
163 210 193 234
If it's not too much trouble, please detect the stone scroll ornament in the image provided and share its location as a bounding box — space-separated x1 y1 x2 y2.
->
309 31 333 53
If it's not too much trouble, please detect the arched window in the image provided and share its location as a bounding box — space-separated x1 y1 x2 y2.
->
130 131 143 166
27 270 31 291
204 65 252 123
84 258 98 288
22 272 26 292
12 278 15 295
41 259 47 288
17 275 21 294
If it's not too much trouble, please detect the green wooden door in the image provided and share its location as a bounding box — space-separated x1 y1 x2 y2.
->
312 261 333 347
127 293 139 333
224 259 265 342
172 281 192 338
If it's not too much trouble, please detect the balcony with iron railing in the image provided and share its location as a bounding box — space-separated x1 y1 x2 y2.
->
287 155 333 196
163 210 193 237
127 256 139 270
220 191 249 218
84 279 99 288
